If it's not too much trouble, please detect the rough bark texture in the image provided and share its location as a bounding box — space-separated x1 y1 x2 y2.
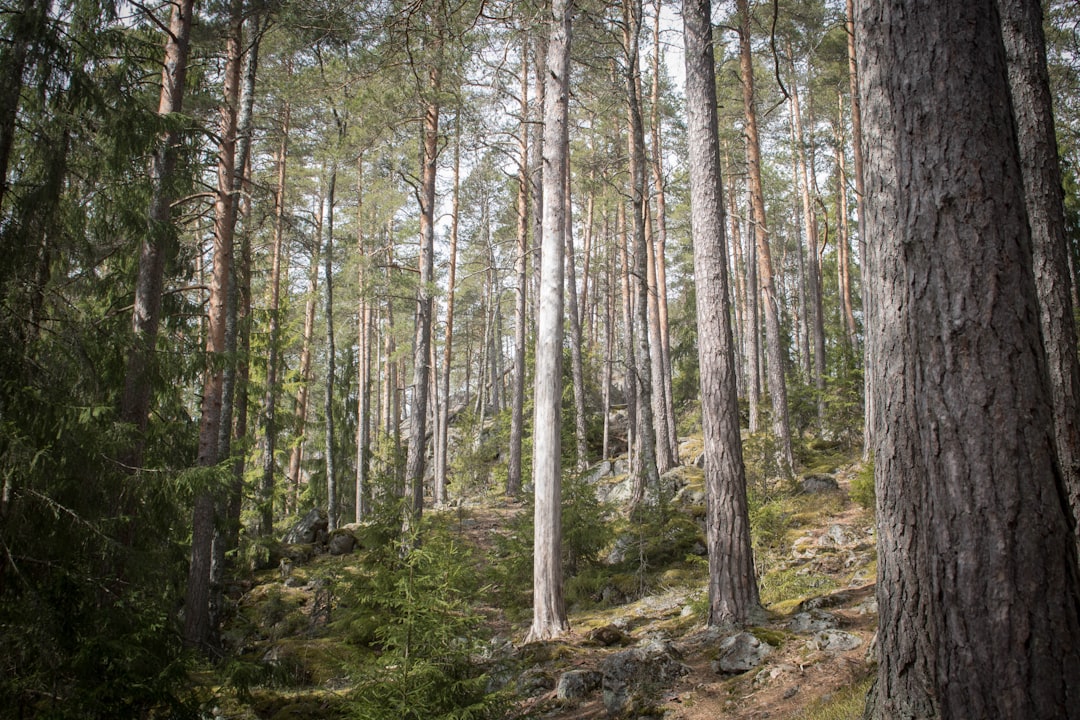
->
260 103 289 534
737 0 793 476
525 0 572 644
683 0 761 628
997 0 1080 541
119 0 194 465
858 0 1080 715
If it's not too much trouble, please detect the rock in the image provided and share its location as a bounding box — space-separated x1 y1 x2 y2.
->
327 531 355 556
694 451 706 469
282 508 328 545
586 625 629 647
585 460 614 484
600 639 689 716
712 632 773 674
556 670 602 700
808 629 863 652
816 524 852 547
801 474 839 493
516 668 555 697
674 484 706 506
787 610 839 634
283 576 305 588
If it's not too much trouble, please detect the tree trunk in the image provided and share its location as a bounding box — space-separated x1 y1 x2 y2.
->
790 70 826 423
683 0 761 629
508 46 529 498
858 1 1080 715
355 154 373 520
185 1 242 650
525 0 572 644
119 0 195 467
403 35 441 541
260 99 290 534
323 165 338 532
737 0 793 476
565 168 589 471
998 0 1080 542
436 117 461 505
833 93 859 351
287 243 320 512
623 0 662 506
650 0 678 467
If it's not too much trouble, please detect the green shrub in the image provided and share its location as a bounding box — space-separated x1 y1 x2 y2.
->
851 459 875 511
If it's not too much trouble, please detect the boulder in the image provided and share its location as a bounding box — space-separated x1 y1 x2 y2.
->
586 624 629 647
712 632 773 674
801 474 839 494
516 668 555 697
808 629 863 653
600 639 689 716
787 610 839 634
327 531 355 556
282 508 328 545
556 670 602 701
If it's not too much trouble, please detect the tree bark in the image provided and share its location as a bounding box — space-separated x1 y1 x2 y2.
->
997 0 1080 542
525 0 572 644
858 0 1080 715
287 242 321 512
737 0 793 476
119 0 195 467
565 168 589 471
623 0 662 506
508 45 529 498
185 0 242 650
833 93 859 351
323 165 338 532
435 117 461 505
260 99 290 534
683 0 761 629
403 28 441 541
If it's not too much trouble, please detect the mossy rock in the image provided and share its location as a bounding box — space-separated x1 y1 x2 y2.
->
749 626 790 648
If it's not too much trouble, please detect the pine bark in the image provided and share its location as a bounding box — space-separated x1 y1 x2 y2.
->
119 0 194 466
737 0 793 475
683 0 761 628
526 0 572 644
260 100 290 534
858 0 1080 715
507 46 529 498
997 0 1080 541
565 169 589 471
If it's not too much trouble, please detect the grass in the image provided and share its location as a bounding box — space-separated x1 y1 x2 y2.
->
793 675 874 719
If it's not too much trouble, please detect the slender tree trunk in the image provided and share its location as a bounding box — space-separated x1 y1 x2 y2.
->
185 1 242 650
684 0 761 628
323 165 338 532
526 0 572 644
0 0 48 216
436 117 461 505
833 93 859 351
565 168 589 471
603 233 615 461
847 0 871 458
618 172 636 462
260 100 290 534
744 177 762 434
650 0 678 462
623 0 662 506
403 32 441 540
355 154 372 520
288 243 320 512
508 47 529 497
859 2 1080 715
998 0 1080 541
790 69 826 422
737 0 793 476
119 0 194 466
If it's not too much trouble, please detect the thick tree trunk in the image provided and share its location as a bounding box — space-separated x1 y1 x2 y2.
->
997 0 1080 542
683 0 761 628
119 0 194 466
858 1 1080 715
526 0 572 644
737 0 793 476
260 101 290 534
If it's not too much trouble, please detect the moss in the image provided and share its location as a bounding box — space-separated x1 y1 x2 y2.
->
748 626 789 648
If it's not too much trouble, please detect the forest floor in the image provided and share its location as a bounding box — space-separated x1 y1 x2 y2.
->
214 456 877 720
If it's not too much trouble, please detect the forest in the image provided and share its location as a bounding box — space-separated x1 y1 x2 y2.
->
3 0 1080 717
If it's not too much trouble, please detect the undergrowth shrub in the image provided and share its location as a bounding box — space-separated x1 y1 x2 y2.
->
851 458 875 511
